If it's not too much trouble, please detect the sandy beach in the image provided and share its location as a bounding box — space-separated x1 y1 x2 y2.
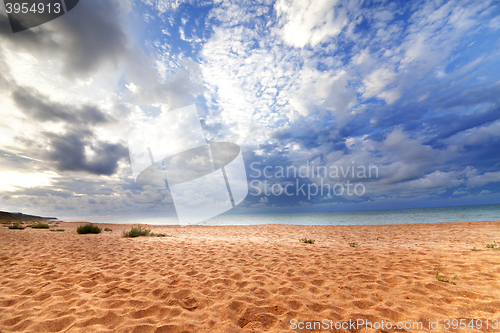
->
0 221 499 332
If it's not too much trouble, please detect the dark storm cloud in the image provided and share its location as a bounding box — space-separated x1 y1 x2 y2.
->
0 0 129 79
0 1 130 178
1 0 202 111
268 121 348 154
425 106 500 145
0 149 43 172
0 12 59 53
6 99 127 176
0 48 11 90
368 78 500 139
11 126 129 176
269 127 293 141
12 86 111 124
3 72 125 177
54 1 129 79
16 187 74 198
124 59 205 110
45 132 128 175
459 140 500 172
434 82 500 110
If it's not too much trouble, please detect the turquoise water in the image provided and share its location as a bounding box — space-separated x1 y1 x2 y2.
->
85 204 500 226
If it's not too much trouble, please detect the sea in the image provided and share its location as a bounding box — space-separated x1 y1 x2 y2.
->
82 203 500 226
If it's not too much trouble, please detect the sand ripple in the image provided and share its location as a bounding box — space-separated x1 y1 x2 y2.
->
1 221 499 332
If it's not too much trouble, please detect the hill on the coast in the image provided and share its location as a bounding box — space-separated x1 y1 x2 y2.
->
0 211 48 221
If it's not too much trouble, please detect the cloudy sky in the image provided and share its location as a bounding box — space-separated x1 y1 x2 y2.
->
0 0 499 220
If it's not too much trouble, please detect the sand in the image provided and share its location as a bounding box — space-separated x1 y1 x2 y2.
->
0 221 499 332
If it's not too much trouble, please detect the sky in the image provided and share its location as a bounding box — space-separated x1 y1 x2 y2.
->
0 0 499 220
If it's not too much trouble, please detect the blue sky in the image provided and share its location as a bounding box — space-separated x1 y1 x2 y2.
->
0 0 499 220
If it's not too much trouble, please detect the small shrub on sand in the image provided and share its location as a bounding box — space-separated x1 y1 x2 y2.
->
486 241 498 249
150 233 168 237
122 226 150 238
30 223 50 229
299 237 315 244
1 220 11 225
77 224 102 234
471 247 481 251
50 229 65 232
9 223 25 230
349 242 358 247
435 270 457 285
104 228 113 232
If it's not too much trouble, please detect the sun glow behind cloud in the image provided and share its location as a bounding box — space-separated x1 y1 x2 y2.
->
0 171 58 192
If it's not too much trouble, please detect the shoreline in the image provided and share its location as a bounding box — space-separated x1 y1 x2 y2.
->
64 219 500 227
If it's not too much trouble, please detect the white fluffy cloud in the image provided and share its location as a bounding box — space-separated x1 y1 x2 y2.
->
197 0 361 146
275 0 348 48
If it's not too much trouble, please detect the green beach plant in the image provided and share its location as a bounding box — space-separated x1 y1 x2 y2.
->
104 228 113 232
30 223 50 229
122 226 151 237
349 242 358 248
8 223 25 230
485 241 497 249
299 237 315 244
150 232 168 237
471 247 481 251
50 229 65 232
435 270 457 285
76 224 102 234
